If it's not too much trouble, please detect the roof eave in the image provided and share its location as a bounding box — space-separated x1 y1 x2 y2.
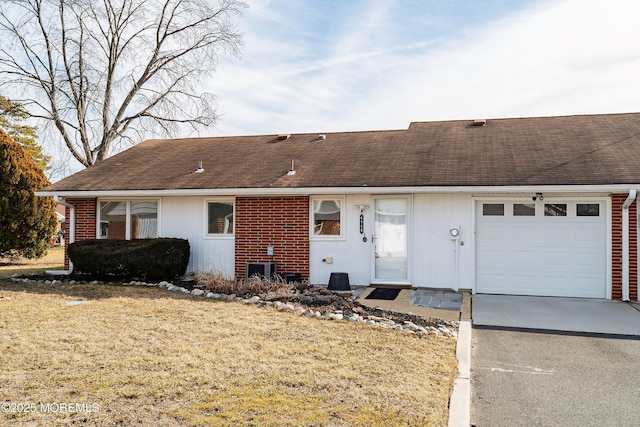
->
35 184 640 198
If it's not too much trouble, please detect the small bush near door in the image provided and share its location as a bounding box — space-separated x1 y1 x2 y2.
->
68 238 190 281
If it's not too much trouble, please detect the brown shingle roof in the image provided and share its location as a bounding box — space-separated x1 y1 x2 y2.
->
42 112 640 192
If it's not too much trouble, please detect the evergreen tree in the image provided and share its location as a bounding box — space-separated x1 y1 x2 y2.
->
0 128 57 259
0 96 50 171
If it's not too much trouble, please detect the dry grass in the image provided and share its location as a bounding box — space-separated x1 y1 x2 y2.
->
187 270 301 300
0 246 64 278
0 281 457 426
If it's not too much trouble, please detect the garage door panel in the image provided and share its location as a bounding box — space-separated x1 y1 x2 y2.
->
477 228 508 242
477 273 509 294
541 225 575 241
510 249 539 265
540 250 572 266
574 225 606 244
511 275 539 292
512 225 539 241
477 247 510 264
572 277 607 298
541 275 572 291
574 249 606 270
476 200 606 298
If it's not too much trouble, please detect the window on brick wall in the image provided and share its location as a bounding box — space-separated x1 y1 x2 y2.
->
311 198 343 238
99 200 158 239
207 201 234 235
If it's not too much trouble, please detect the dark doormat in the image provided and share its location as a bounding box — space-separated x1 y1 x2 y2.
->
365 288 401 301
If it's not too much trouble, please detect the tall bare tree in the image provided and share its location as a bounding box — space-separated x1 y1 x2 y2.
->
0 0 245 167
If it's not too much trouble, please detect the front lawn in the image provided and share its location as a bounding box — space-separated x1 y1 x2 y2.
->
0 282 457 426
0 246 64 278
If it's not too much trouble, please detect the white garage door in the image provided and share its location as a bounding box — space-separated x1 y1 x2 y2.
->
476 200 607 298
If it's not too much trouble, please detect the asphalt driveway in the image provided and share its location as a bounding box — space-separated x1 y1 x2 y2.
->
471 329 640 426
471 295 640 426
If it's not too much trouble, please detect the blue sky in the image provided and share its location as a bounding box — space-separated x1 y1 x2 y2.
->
207 0 640 136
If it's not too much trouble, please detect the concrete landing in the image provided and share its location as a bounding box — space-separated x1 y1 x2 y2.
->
411 288 463 311
357 287 461 322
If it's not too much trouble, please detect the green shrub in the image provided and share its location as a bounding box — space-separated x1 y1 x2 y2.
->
68 238 190 280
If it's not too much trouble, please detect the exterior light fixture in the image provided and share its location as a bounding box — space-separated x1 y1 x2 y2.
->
532 192 544 201
355 204 370 242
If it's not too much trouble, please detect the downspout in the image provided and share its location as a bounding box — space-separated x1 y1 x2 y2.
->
622 189 636 301
46 196 75 275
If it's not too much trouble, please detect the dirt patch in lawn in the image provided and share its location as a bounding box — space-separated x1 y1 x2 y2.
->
0 281 457 426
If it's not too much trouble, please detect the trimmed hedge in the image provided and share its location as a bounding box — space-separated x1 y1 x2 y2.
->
68 238 190 281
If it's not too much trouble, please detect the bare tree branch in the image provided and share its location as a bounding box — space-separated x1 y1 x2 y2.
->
0 0 246 167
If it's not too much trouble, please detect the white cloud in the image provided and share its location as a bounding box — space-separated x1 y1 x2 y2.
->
207 0 640 137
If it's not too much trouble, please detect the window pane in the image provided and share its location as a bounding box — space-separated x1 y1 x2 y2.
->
482 203 504 216
514 203 535 216
208 202 234 234
131 201 157 239
313 199 341 235
100 201 126 239
577 203 600 217
544 204 567 217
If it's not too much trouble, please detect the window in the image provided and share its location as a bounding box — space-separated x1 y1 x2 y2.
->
544 204 567 217
99 200 158 239
312 199 342 236
100 201 126 239
207 201 234 234
130 201 158 238
577 203 600 217
482 203 504 216
514 203 535 216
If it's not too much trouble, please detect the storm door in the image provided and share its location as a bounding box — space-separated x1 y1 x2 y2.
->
373 198 408 282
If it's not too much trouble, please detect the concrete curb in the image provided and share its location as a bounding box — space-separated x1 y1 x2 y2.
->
448 318 471 427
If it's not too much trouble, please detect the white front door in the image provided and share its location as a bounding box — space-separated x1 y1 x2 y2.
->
476 199 607 298
373 198 409 282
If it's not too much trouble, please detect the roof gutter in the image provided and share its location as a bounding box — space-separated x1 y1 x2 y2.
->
35 183 640 198
621 189 636 301
46 196 74 275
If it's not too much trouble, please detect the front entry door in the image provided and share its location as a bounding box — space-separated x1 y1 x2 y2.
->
373 198 408 282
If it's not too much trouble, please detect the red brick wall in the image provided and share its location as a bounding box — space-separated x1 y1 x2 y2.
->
611 194 638 300
63 198 97 270
234 196 309 280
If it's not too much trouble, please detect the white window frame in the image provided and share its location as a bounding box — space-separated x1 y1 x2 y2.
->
96 198 161 240
310 196 345 240
205 198 235 239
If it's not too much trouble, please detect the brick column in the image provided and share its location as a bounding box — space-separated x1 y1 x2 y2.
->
234 196 309 281
611 194 638 300
63 198 97 270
